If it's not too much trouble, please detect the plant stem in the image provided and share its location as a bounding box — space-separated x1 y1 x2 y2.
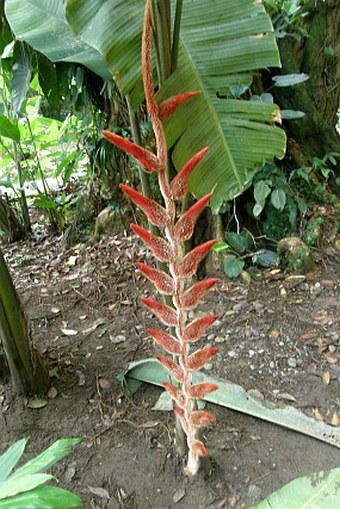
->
171 0 183 72
12 141 31 234
25 115 58 231
126 95 153 205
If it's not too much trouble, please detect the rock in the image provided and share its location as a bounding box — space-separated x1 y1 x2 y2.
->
303 216 325 247
213 319 222 329
95 207 129 236
215 335 226 343
278 237 316 273
247 484 262 501
298 282 309 292
310 282 322 299
233 303 245 314
253 300 264 312
227 350 236 358
288 357 297 368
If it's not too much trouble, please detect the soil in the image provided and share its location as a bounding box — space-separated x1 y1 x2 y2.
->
0 211 339 509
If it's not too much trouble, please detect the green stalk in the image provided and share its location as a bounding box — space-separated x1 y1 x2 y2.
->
12 141 31 234
171 0 183 72
151 0 172 85
25 116 58 230
126 96 153 205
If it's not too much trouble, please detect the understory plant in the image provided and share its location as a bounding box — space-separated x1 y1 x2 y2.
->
0 438 81 508
103 0 219 476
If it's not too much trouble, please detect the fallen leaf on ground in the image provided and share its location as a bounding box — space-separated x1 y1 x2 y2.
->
325 351 340 364
173 488 186 503
247 389 264 400
47 386 58 399
82 318 106 335
61 328 78 336
331 413 340 427
300 332 318 341
314 408 324 421
276 392 297 403
67 255 78 266
88 486 110 500
27 398 48 409
322 371 331 385
98 378 111 389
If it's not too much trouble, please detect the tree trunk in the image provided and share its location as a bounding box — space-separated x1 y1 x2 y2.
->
0 196 25 242
0 247 49 396
273 0 340 161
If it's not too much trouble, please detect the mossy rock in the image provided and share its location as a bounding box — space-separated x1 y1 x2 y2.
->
303 216 325 247
278 237 316 273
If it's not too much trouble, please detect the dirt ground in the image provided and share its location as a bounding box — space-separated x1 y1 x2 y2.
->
0 212 339 509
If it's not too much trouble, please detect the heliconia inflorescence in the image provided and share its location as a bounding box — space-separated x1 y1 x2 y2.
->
103 0 219 476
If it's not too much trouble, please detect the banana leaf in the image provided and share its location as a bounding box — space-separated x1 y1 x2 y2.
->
4 0 111 80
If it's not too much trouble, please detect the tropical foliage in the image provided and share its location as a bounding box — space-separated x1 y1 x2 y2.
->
5 0 286 211
0 438 81 508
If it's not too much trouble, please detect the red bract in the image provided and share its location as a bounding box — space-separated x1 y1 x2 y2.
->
170 147 209 200
163 382 185 407
188 383 219 399
190 440 207 458
102 130 161 173
179 240 217 278
157 355 185 383
182 278 218 310
158 91 200 121
186 347 218 371
184 315 218 342
131 224 172 262
190 410 215 428
117 0 219 477
148 328 181 354
136 262 174 295
174 193 212 242
120 184 168 227
141 298 178 326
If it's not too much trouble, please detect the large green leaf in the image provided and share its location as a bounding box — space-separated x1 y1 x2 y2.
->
0 439 26 483
66 0 286 211
122 358 340 450
0 474 53 500
250 468 340 509
10 438 81 480
0 486 82 509
4 0 111 80
11 43 31 114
